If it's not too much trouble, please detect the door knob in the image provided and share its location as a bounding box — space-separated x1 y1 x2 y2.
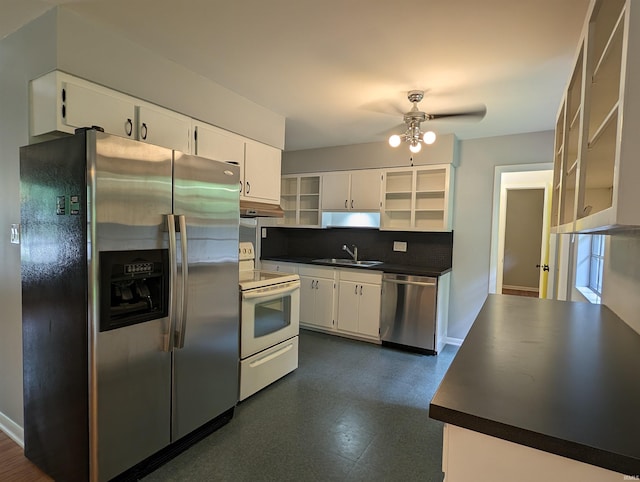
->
536 264 550 272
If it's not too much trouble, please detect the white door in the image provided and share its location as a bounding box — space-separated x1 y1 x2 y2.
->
337 281 359 333
315 278 335 329
350 170 381 211
299 275 317 325
244 141 281 203
137 105 191 152
321 172 351 210
64 81 136 138
194 122 244 163
358 282 381 338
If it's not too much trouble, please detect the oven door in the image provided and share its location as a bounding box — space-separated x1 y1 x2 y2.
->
240 280 300 359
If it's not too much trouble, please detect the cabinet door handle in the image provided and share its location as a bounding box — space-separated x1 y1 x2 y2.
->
125 118 133 136
354 284 358 295
141 122 148 140
345 200 348 209
351 200 354 209
360 285 363 296
246 181 251 194
239 181 243 193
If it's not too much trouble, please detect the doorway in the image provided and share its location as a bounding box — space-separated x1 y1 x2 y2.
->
501 189 544 297
489 165 553 298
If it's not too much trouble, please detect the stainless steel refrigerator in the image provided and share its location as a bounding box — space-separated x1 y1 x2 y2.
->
20 128 240 481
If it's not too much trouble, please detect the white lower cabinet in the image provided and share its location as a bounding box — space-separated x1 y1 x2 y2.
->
298 266 336 330
336 269 382 341
297 264 382 343
442 424 622 482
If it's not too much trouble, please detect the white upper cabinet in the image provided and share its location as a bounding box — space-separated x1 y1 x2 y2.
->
243 140 282 204
380 164 454 231
31 71 136 139
552 0 640 233
31 71 190 152
192 121 244 163
136 104 191 152
321 170 381 211
280 175 322 226
194 121 282 204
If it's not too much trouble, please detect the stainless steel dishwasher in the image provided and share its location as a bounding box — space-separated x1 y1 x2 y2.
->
380 273 438 354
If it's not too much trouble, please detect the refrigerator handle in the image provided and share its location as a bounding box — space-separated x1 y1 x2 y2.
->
176 214 189 349
165 214 178 352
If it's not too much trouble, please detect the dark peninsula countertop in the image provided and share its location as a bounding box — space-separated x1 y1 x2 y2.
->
429 294 640 475
260 256 451 277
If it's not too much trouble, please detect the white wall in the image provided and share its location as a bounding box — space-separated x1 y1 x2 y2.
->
56 8 286 149
283 130 555 341
283 133 458 172
448 131 554 339
0 9 58 438
601 233 640 334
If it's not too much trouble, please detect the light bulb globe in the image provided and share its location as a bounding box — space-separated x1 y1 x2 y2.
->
389 134 401 148
409 142 422 153
423 131 436 145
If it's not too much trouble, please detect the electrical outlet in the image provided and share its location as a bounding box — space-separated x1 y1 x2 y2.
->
10 224 20 244
393 241 407 252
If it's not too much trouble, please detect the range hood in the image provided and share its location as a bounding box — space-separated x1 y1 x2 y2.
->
240 200 284 218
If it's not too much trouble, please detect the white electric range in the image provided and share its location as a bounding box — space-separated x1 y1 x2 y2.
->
238 242 300 400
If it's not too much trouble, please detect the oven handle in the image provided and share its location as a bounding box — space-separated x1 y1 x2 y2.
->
248 341 294 368
242 281 300 301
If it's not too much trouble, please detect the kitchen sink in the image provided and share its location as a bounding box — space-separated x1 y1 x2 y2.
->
312 258 383 267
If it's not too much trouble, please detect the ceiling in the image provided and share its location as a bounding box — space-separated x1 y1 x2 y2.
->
1 0 590 151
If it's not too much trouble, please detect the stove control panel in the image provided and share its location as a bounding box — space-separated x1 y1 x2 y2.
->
239 242 255 261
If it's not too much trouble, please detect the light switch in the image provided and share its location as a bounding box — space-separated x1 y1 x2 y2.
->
393 241 407 252
10 224 20 244
261 228 267 238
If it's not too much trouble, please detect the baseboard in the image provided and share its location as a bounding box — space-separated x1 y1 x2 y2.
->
0 411 24 447
502 284 538 293
444 337 463 347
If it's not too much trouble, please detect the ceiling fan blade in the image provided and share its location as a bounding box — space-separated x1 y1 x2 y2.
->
361 99 406 117
428 105 487 121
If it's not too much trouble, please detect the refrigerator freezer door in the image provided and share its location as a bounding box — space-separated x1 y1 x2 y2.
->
172 152 240 440
93 133 174 480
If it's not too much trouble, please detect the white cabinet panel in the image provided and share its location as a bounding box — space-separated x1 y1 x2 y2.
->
298 266 336 331
244 140 281 203
63 82 135 138
337 281 360 334
321 170 381 212
321 172 351 210
193 122 244 163
336 269 382 340
350 170 382 211
30 71 136 139
137 105 191 152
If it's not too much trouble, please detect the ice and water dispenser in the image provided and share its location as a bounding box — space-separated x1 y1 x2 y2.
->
99 249 169 331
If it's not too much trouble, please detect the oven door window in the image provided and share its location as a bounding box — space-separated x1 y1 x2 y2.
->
254 295 291 338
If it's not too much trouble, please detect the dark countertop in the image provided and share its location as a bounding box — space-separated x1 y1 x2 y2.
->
429 294 640 475
260 256 451 277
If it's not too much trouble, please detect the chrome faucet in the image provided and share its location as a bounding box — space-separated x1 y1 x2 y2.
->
342 244 358 262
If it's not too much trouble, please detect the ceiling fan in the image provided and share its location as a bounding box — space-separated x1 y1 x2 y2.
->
388 90 486 153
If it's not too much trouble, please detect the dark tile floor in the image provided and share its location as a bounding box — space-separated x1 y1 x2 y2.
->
144 330 459 482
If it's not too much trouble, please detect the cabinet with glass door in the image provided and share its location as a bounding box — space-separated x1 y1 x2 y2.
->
280 174 321 227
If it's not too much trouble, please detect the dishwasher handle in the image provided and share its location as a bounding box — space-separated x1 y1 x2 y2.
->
383 278 436 287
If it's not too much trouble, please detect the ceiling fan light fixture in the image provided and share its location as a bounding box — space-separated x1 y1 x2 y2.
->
422 131 436 145
409 141 422 153
388 134 402 147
